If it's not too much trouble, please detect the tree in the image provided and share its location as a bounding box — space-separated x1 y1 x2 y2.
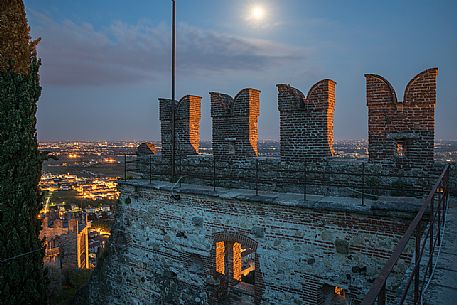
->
0 1 47 304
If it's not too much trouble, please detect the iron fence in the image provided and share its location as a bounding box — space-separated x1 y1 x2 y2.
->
125 155 439 204
360 164 450 304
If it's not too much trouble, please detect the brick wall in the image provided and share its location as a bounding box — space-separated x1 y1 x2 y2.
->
88 183 416 305
277 80 336 162
210 88 260 161
366 68 438 168
159 95 201 159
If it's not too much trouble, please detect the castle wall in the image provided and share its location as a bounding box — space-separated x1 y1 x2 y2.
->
210 89 260 161
136 154 439 198
277 80 336 162
159 95 201 159
88 182 417 305
86 68 446 304
366 68 438 168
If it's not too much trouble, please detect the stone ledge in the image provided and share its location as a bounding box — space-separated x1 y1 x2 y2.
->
119 179 423 218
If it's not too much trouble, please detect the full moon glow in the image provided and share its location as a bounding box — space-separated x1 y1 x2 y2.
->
250 5 265 21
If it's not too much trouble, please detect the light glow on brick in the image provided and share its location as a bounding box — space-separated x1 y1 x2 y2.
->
216 241 225 275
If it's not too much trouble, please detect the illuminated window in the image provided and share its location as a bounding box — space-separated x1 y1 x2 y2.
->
214 239 257 285
395 140 406 157
334 286 344 296
216 241 225 275
321 284 349 305
233 242 242 281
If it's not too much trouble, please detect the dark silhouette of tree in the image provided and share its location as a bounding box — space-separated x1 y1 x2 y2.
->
0 1 47 304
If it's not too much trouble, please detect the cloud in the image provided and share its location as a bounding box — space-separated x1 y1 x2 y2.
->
29 11 305 86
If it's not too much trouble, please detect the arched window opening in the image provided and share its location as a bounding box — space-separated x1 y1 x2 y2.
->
214 233 258 291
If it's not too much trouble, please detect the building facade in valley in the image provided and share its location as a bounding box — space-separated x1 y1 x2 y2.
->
40 212 91 270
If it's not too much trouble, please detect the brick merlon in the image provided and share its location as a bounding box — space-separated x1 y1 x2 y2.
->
210 88 260 118
277 79 335 112
364 73 398 105
403 67 438 103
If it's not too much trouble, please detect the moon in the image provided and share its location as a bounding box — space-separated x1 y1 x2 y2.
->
249 5 266 22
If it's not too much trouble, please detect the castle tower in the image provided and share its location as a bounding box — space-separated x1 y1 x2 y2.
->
210 88 260 161
365 68 438 167
277 79 336 162
159 95 201 159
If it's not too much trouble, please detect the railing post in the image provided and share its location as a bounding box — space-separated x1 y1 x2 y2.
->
124 154 127 181
414 222 421 304
362 163 365 206
379 281 386 305
213 157 216 192
438 185 442 245
255 158 259 196
149 154 152 184
444 167 449 221
429 194 434 277
303 158 307 202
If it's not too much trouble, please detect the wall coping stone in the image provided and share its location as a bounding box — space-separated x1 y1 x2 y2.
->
119 179 423 218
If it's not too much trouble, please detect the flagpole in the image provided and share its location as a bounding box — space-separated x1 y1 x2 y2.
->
171 0 176 182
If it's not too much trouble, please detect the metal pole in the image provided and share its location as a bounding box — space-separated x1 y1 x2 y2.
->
378 282 386 305
361 163 365 206
171 0 177 182
124 154 127 181
429 194 434 276
213 157 216 192
255 158 259 196
303 158 307 202
438 188 441 246
414 222 421 304
149 154 152 184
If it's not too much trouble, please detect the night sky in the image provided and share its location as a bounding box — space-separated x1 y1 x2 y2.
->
24 0 457 141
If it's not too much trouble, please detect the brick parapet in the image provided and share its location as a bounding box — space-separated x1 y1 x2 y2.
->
277 80 336 162
366 68 438 167
210 88 260 161
159 95 201 159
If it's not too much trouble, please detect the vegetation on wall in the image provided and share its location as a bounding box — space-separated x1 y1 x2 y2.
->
0 0 47 304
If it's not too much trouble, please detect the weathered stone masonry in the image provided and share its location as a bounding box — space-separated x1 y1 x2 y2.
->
277 79 336 162
159 95 201 159
89 182 417 305
210 89 260 161
366 68 438 168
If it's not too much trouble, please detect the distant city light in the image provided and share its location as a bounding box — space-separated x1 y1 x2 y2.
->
103 157 117 164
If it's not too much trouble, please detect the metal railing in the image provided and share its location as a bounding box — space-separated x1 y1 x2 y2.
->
361 164 450 305
127 155 438 203
39 151 438 203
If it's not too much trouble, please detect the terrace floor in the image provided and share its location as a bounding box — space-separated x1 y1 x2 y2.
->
423 198 457 304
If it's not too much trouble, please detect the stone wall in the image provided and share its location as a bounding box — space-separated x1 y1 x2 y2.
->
159 95 201 159
366 68 438 168
135 154 441 199
210 89 260 161
88 181 419 305
277 80 336 162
